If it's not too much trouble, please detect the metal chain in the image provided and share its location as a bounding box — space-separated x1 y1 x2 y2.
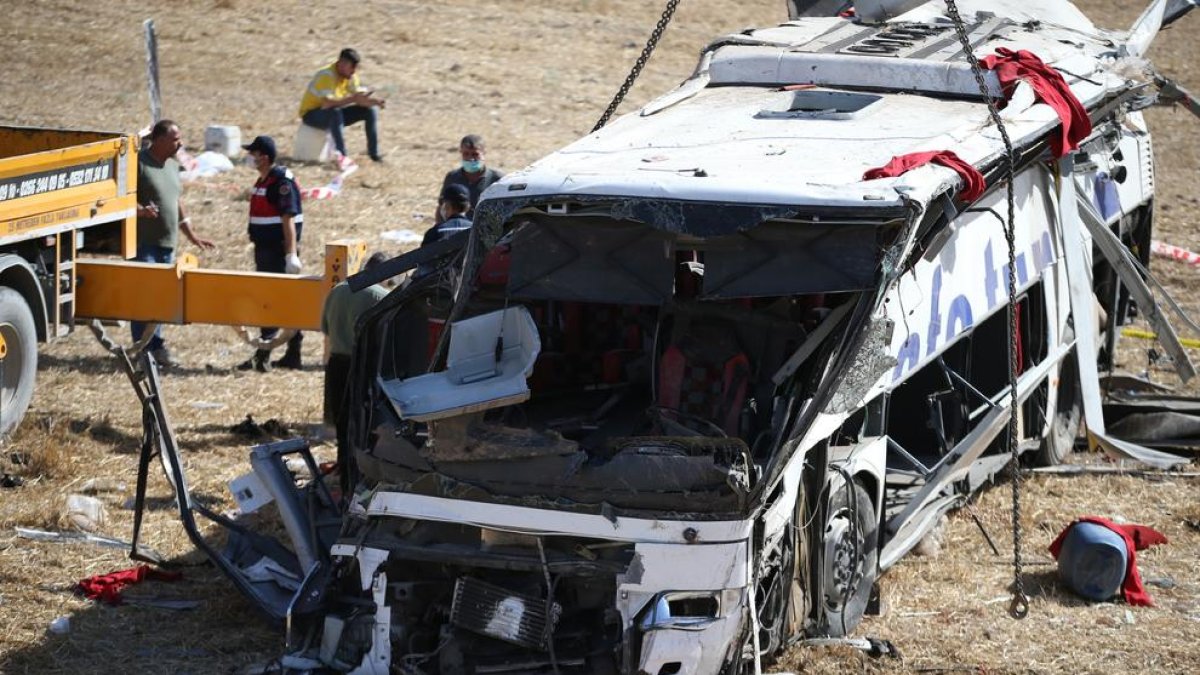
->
943 0 1029 620
591 0 682 132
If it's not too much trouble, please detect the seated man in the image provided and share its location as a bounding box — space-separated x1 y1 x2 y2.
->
298 48 387 162
436 134 504 223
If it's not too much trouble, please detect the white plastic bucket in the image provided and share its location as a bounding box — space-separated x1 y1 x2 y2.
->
204 125 242 158
293 124 333 162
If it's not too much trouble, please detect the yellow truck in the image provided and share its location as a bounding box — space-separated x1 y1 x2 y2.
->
0 124 366 435
0 126 138 434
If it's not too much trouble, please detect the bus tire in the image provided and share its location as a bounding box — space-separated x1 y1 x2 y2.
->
1035 341 1082 466
0 287 38 436
814 481 878 637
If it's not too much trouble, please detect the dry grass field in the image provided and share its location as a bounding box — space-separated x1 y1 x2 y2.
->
0 1 1198 673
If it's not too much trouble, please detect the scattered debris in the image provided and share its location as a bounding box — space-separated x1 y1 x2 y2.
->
48 616 70 635
15 527 132 550
229 471 274 514
1029 465 1200 478
798 637 900 659
381 229 423 245
189 400 227 410
913 515 946 557
76 564 183 605
79 477 127 494
261 418 290 437
65 494 107 532
181 150 235 181
230 414 263 437
230 415 291 439
1050 517 1169 606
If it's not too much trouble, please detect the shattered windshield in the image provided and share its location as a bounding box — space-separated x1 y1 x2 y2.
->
352 199 903 518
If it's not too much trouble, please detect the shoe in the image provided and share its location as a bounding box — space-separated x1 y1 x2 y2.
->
237 350 271 372
272 352 302 370
369 154 385 163
150 347 178 368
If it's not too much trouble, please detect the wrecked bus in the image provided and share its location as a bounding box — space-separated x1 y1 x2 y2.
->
144 1 1195 673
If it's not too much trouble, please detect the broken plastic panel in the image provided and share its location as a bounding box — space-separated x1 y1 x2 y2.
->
116 348 339 622
381 306 541 422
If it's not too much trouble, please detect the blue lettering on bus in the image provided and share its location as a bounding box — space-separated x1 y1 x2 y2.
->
891 225 1056 382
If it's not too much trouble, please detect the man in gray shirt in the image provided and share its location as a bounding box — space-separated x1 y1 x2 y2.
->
134 120 215 366
436 134 503 224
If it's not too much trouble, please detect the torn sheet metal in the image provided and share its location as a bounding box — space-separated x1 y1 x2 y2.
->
1107 411 1200 449
1058 155 1189 469
1075 185 1195 382
1089 432 1190 469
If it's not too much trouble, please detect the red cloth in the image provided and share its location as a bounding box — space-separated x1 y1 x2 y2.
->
980 47 1092 158
76 565 183 606
862 150 986 202
1048 517 1168 607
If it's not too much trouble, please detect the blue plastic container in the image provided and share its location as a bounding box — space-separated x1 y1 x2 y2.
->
1056 522 1129 602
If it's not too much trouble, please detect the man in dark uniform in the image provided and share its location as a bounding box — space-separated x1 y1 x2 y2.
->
435 134 503 224
239 135 305 372
416 184 473 278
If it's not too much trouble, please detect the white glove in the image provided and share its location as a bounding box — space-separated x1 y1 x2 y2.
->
285 254 303 275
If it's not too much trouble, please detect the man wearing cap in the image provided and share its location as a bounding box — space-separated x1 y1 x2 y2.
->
436 134 504 224
298 48 386 162
133 119 215 368
425 184 473 245
239 135 306 372
416 184 473 279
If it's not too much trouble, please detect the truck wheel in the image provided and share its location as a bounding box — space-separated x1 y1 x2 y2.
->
814 481 877 637
0 287 37 436
1034 343 1082 466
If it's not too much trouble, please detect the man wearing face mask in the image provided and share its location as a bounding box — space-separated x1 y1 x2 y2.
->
239 135 306 372
435 134 504 224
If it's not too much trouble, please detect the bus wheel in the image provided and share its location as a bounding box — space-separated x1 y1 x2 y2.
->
0 287 38 436
814 481 877 637
1035 341 1082 466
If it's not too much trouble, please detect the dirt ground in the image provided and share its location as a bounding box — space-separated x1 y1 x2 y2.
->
1 1 1198 673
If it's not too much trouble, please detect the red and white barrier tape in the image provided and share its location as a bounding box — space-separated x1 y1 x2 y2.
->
171 146 357 201
1151 239 1200 267
300 154 357 201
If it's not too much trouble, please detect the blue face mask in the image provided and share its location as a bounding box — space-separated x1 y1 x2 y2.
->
462 159 484 173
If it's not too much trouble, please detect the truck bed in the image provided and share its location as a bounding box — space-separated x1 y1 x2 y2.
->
0 125 137 249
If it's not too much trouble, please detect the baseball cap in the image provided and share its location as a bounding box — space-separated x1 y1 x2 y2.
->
339 48 361 65
440 183 471 207
242 135 277 162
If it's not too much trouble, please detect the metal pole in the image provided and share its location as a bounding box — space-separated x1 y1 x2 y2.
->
144 19 161 124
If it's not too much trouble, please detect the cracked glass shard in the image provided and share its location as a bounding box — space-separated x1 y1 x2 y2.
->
826 316 896 414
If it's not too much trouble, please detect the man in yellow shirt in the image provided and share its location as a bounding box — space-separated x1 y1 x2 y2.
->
298 48 387 162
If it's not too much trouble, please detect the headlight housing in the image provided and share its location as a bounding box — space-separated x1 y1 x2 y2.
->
637 590 740 631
